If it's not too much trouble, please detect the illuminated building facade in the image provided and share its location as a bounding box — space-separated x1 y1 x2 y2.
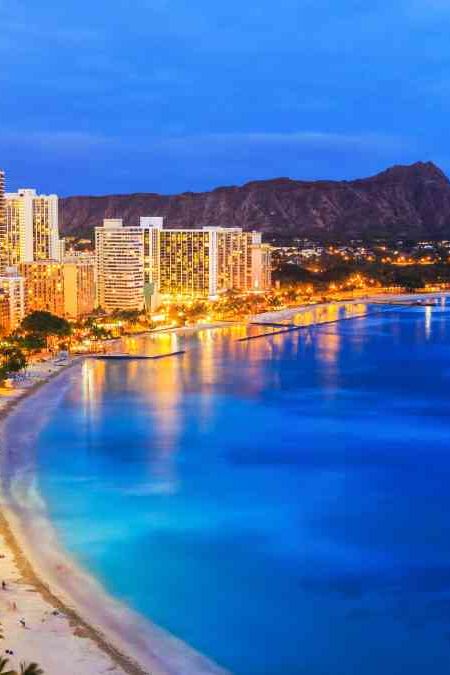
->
62 254 96 319
251 241 272 292
0 267 25 331
144 220 272 299
158 228 215 297
0 291 9 335
5 189 61 266
0 170 6 274
20 261 64 316
95 219 152 312
96 217 272 310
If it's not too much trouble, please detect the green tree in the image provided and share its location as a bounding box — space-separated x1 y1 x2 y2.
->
11 334 46 354
18 665 44 675
0 346 27 380
89 324 112 341
112 309 142 323
21 312 71 339
21 312 71 352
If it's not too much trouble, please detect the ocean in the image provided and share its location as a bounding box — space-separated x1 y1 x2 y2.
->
7 302 450 673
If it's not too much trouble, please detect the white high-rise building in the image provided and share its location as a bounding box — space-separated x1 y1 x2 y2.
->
95 219 155 312
0 169 6 274
5 189 61 266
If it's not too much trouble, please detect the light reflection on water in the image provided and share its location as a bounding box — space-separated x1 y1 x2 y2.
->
25 301 450 674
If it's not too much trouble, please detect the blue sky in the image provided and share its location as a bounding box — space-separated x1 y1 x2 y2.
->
0 0 449 195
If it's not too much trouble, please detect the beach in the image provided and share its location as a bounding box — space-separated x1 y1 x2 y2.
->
0 354 230 675
0 358 145 675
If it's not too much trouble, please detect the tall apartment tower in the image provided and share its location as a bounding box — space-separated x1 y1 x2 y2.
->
95 219 155 312
0 170 6 274
5 189 60 266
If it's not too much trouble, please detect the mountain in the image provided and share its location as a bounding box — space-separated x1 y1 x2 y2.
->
60 162 450 242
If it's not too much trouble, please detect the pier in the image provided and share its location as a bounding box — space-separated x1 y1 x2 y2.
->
237 327 299 342
91 350 186 361
250 321 297 328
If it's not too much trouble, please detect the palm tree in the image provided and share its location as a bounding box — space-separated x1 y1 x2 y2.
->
0 657 16 675
19 664 44 675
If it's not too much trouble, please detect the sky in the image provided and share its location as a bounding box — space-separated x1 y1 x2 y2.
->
0 0 449 195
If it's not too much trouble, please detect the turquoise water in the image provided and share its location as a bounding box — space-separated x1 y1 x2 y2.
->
30 303 450 673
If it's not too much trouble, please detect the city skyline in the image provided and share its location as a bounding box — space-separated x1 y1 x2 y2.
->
1 1 449 195
1 5 449 675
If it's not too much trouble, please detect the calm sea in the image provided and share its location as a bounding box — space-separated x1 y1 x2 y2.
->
29 302 450 673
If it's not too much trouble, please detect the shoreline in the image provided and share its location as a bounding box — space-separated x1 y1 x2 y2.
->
0 509 149 675
0 358 150 675
0 293 446 674
251 290 450 324
0 358 227 675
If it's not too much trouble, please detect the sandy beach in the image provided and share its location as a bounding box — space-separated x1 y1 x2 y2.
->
0 358 142 675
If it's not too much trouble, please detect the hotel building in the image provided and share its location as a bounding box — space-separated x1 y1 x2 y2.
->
5 189 61 266
0 170 6 274
147 220 271 298
19 256 95 320
95 219 152 312
95 217 272 312
0 291 9 335
252 241 272 292
62 253 96 319
0 267 26 332
20 261 65 317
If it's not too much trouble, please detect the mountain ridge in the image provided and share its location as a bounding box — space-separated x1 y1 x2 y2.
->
60 161 450 241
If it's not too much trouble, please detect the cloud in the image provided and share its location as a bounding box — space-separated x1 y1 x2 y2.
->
0 127 419 195
155 131 408 155
0 130 111 156
0 129 409 170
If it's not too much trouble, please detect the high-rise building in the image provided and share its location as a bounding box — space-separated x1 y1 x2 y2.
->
251 240 272 292
5 189 60 266
0 169 6 275
62 253 96 319
151 222 271 298
95 217 272 312
0 267 25 332
0 291 9 335
20 256 96 320
95 219 152 312
20 261 64 316
158 228 216 297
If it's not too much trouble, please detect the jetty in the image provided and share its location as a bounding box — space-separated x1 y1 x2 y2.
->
237 326 299 342
91 350 186 361
250 321 296 328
